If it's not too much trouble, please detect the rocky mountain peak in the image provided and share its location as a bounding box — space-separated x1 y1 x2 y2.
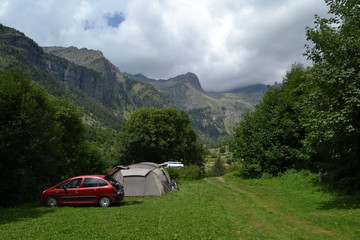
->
169 72 203 91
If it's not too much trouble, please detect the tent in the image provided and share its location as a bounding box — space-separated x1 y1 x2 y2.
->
112 162 172 196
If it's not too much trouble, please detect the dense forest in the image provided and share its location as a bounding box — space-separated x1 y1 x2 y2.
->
229 0 359 192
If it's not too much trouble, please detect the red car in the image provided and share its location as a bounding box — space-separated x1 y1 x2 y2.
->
40 166 127 207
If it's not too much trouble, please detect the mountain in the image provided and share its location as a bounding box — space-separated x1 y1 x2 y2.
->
225 84 269 94
0 23 266 144
0 24 171 131
126 73 266 144
42 46 172 117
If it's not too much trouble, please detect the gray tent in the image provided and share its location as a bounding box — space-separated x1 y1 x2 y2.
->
112 162 172 196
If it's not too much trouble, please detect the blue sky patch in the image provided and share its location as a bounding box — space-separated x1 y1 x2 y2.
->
104 12 125 28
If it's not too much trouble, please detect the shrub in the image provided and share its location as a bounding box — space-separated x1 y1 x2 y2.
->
235 164 262 179
211 158 226 177
180 165 205 180
166 167 180 180
166 166 205 181
226 162 240 173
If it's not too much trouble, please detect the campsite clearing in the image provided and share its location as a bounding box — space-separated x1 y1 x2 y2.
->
1 171 359 239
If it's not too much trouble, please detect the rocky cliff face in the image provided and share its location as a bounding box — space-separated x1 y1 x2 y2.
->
43 46 172 114
126 72 265 144
0 23 266 144
0 24 171 130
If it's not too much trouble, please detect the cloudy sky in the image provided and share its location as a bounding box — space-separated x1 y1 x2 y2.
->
0 0 329 91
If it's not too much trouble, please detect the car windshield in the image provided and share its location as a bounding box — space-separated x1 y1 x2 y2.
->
55 180 69 189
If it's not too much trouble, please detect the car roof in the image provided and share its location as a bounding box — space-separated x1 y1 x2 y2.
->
69 175 105 179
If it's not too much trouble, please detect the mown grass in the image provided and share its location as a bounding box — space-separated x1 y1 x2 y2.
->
1 171 359 239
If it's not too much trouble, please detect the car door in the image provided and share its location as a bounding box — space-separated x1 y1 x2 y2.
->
59 178 82 204
76 177 99 204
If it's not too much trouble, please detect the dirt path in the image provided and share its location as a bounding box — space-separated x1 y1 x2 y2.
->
203 177 336 239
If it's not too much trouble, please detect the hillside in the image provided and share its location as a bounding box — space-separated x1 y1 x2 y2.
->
42 46 172 118
43 45 267 144
0 24 122 129
0 24 172 131
0 23 266 144
127 72 267 143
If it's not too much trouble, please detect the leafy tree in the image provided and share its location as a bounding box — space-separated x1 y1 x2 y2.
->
230 0 360 192
0 71 62 205
302 0 360 191
211 158 226 177
0 70 104 206
219 146 226 154
230 64 307 176
114 107 204 166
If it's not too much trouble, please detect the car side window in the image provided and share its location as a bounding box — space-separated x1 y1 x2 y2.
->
98 179 108 187
66 178 82 189
82 178 98 188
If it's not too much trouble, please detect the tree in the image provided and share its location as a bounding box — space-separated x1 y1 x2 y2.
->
302 0 360 191
230 0 360 191
211 158 226 177
114 107 204 166
0 70 104 206
229 64 308 177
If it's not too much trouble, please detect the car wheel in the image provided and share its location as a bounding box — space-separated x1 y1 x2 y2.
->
99 196 111 207
46 196 58 207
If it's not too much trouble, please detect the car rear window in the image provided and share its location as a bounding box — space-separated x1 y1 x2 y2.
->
98 179 108 186
82 178 98 188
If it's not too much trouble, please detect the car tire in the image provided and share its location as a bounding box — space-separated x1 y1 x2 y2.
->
98 196 112 207
45 196 58 207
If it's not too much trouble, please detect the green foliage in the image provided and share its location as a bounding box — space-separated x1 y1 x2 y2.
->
301 0 360 191
165 167 180 180
230 64 307 176
233 163 262 179
0 70 105 206
229 0 360 192
163 166 205 181
211 158 226 177
0 71 62 205
178 165 205 181
219 146 226 153
114 107 205 166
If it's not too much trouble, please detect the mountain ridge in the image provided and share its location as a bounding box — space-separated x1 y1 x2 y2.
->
126 72 266 143
1 24 267 144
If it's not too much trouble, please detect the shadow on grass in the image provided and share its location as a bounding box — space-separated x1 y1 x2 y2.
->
118 200 143 206
315 179 360 210
317 192 360 210
0 202 54 225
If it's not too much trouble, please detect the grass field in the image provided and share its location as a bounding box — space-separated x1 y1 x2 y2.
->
1 171 359 239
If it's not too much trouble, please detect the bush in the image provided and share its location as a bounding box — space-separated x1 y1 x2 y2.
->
211 158 226 177
234 164 262 179
166 166 205 181
226 162 241 173
166 167 180 180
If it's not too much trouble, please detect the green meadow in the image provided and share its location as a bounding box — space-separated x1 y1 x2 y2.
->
1 171 359 240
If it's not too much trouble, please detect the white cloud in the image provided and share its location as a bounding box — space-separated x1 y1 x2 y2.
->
0 0 329 91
